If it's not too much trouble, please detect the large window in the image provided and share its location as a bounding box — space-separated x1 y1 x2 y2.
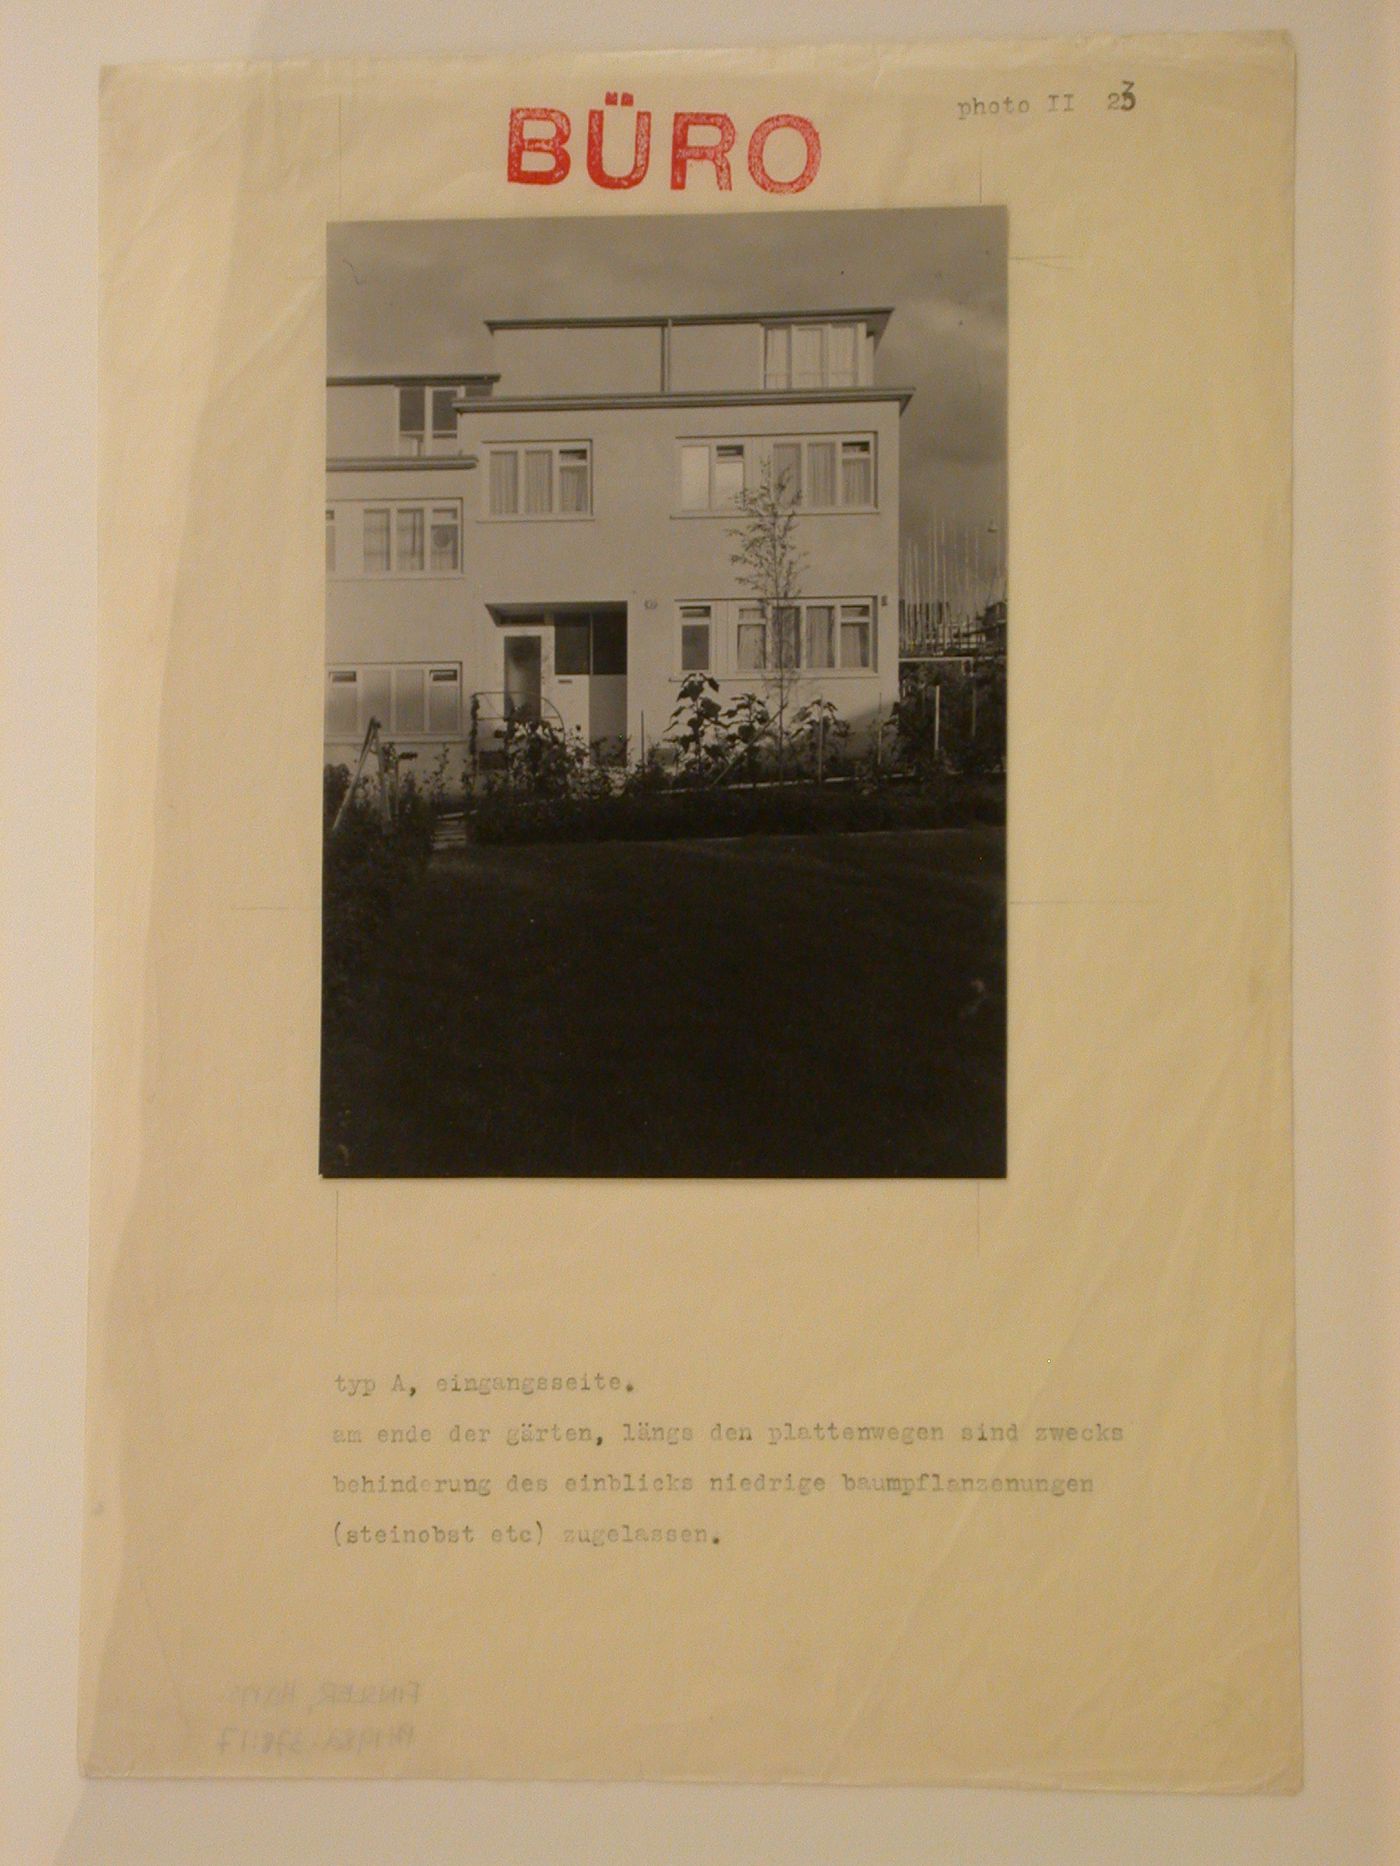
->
769 436 875 510
486 442 592 517
679 598 875 676
679 435 875 513
324 663 463 739
763 321 862 390
398 384 464 456
736 600 872 671
352 501 460 575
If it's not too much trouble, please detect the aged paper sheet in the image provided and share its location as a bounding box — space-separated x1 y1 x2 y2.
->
81 35 1298 1786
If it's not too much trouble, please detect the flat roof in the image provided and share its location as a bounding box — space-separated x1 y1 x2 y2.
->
484 309 894 338
326 372 500 387
453 386 914 415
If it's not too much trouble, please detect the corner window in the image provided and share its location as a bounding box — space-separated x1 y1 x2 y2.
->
486 442 592 518
398 383 464 456
325 507 336 574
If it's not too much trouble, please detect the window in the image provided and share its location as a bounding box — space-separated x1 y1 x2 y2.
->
680 435 875 512
552 612 629 676
396 506 424 573
325 507 336 574
325 664 462 738
804 604 836 670
487 442 591 517
398 383 463 455
763 321 863 390
326 669 357 736
679 440 749 512
358 502 461 575
431 388 458 442
679 604 713 672
397 387 426 455
429 506 460 571
765 435 876 509
734 599 875 672
839 601 873 669
363 507 391 573
736 604 767 671
841 439 873 506
554 620 591 675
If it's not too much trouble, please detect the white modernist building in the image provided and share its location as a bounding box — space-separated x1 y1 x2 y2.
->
325 308 909 773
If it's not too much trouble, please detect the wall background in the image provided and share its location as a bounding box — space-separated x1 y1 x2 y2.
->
1 0 1395 1861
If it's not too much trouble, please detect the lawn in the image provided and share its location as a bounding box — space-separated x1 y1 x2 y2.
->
320 825 1005 1178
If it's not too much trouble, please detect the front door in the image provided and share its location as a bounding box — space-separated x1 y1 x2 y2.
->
502 634 542 723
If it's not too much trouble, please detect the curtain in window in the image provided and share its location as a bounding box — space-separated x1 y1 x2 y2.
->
558 448 589 514
774 605 801 670
713 446 744 507
362 666 392 731
394 666 426 734
841 442 873 506
737 607 767 671
363 508 390 572
430 508 459 571
396 507 425 572
524 450 553 514
427 669 460 734
489 452 518 515
804 605 836 670
326 672 357 738
772 443 802 501
840 604 872 668
325 510 336 574
828 324 857 386
791 325 823 387
680 444 709 510
806 442 836 506
764 326 789 389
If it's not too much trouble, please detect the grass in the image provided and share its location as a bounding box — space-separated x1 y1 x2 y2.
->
320 825 1005 1178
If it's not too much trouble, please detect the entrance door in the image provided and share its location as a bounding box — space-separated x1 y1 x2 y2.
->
503 635 542 723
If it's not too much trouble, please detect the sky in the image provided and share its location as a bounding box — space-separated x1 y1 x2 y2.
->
328 207 1006 566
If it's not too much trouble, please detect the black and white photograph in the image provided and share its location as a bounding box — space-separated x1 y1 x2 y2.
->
321 207 1008 1176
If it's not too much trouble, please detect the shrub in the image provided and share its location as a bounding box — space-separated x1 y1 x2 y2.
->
469 777 1000 846
322 768 435 1010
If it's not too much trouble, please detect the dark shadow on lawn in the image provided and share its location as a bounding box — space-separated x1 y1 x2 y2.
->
320 826 1005 1178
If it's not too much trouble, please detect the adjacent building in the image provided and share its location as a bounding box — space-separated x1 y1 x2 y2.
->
325 308 910 774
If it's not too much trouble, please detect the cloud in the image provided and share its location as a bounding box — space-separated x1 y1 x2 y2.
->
328 206 1006 553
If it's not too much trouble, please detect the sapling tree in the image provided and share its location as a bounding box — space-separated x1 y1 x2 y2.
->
728 459 808 778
